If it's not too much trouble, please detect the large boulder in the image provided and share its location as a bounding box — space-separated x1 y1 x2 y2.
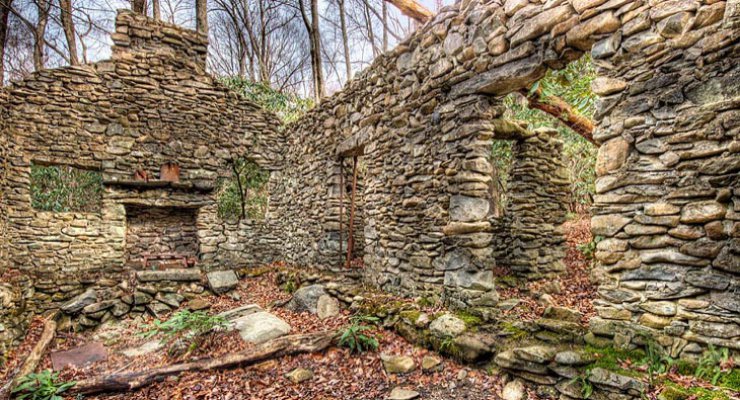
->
430 314 467 337
286 285 326 314
232 311 292 344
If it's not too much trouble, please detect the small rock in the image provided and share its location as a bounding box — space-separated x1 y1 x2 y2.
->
498 298 521 310
421 355 442 371
502 379 526 400
187 298 211 311
381 354 416 374
207 270 239 294
316 295 340 320
388 387 420 400
430 314 466 337
285 368 314 384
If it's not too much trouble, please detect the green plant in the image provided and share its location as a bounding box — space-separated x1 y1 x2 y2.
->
220 77 313 123
30 164 102 213
12 370 76 400
140 310 228 355
696 345 731 385
641 338 676 386
338 315 380 354
577 236 602 260
571 373 594 399
217 158 270 221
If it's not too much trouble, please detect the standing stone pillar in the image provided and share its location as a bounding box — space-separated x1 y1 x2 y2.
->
503 128 570 278
438 95 502 309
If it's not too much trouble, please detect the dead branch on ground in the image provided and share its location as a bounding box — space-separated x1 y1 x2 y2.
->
68 330 336 396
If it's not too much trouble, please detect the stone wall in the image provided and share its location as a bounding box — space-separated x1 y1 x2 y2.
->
271 0 738 355
0 11 286 348
586 2 740 356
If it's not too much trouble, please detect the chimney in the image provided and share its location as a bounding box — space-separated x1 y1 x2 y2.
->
110 10 208 71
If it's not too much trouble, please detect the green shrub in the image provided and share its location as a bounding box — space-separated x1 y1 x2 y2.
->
220 78 313 123
30 164 102 213
695 345 730 385
12 370 76 400
338 315 380 354
140 310 228 355
577 236 602 260
217 158 270 221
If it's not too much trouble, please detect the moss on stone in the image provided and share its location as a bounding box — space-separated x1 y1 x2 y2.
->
499 321 529 341
719 368 740 391
660 383 732 400
455 310 483 328
399 310 422 324
582 345 645 378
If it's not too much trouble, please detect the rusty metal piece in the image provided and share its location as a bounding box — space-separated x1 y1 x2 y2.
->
339 159 344 267
141 252 195 269
160 162 181 182
346 156 358 269
133 169 150 181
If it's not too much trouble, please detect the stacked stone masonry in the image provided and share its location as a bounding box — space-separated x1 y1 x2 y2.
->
1 0 739 361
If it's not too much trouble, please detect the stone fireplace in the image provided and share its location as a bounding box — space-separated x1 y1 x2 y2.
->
124 205 200 268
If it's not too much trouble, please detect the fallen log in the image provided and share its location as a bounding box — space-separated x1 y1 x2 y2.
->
384 0 433 23
68 330 336 396
0 312 59 400
520 87 597 145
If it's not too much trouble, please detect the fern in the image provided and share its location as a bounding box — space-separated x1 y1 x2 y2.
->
140 310 228 355
12 370 76 400
696 345 730 385
338 315 380 354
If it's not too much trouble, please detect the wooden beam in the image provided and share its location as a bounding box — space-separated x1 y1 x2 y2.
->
384 0 433 23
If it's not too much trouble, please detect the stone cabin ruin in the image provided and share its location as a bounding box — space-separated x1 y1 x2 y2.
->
2 0 739 363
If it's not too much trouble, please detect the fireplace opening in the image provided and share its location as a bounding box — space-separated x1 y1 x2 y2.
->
125 205 200 269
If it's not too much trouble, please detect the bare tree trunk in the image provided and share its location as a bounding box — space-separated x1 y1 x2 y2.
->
152 0 160 20
298 0 324 101
59 0 79 65
310 0 324 99
382 0 388 52
363 1 377 57
0 0 13 85
338 0 351 81
131 0 146 14
196 0 208 34
33 0 50 71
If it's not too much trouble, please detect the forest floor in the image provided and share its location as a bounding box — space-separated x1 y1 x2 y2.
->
5 215 735 400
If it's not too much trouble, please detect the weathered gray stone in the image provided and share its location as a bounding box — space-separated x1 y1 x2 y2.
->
61 289 98 314
430 314 467 337
381 354 416 374
231 311 291 344
206 270 238 294
286 285 327 314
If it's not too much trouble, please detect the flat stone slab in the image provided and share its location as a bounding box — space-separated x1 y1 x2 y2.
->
51 342 107 370
207 270 239 294
231 311 291 344
136 269 202 282
218 304 263 321
121 339 164 358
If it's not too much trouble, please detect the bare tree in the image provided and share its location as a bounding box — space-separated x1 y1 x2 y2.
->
298 0 324 100
336 0 351 80
0 0 12 85
131 0 146 14
34 0 50 71
59 0 78 65
195 0 207 33
152 0 161 20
